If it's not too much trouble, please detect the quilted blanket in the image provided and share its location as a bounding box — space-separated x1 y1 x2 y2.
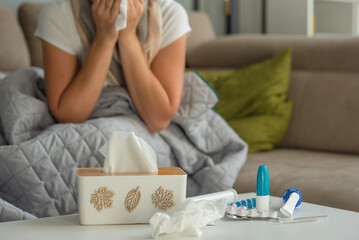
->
0 67 247 222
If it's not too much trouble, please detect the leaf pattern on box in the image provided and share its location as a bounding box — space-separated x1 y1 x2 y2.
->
125 186 141 212
152 186 175 211
90 187 114 212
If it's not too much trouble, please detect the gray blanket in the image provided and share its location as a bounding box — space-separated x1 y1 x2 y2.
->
0 67 247 222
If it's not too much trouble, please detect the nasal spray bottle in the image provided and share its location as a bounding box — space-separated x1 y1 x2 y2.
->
256 165 269 212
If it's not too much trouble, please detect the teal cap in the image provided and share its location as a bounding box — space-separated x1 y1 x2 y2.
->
256 165 269 196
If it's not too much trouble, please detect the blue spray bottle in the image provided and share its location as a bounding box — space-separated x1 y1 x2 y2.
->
256 165 269 212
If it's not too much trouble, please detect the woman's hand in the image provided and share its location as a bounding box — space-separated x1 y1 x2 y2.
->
92 0 122 46
118 0 145 41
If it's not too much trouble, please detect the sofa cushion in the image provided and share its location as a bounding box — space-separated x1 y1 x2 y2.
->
278 70 359 154
0 6 30 71
234 148 359 212
17 7 213 68
19 3 46 68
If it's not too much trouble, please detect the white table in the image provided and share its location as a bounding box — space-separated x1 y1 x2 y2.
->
1 193 359 240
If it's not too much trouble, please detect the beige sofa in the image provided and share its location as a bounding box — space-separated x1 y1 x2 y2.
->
187 33 359 212
1 3 358 213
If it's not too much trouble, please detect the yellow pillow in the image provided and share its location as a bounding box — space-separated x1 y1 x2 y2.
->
195 49 292 153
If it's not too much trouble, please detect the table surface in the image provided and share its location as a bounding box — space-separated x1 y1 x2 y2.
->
1 193 359 240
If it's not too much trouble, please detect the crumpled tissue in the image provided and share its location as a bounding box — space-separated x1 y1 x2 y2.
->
100 131 157 173
115 0 127 31
149 198 226 239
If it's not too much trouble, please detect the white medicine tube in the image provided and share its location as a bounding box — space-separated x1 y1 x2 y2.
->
188 189 238 204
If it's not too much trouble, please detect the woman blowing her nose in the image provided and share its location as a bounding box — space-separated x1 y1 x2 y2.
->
34 0 191 132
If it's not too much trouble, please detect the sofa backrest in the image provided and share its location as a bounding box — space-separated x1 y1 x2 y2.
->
186 11 216 54
0 6 30 72
186 35 359 154
14 3 216 69
18 3 45 68
186 35 359 72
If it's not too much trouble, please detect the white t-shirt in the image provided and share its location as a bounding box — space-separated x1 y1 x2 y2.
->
35 0 191 64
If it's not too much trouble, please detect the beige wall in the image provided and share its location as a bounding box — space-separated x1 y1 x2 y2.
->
2 0 262 36
315 1 356 35
177 0 263 35
238 0 262 34
266 0 314 36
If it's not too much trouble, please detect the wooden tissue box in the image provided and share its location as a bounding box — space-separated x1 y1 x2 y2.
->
77 167 187 225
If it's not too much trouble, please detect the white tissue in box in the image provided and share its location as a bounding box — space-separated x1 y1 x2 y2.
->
101 131 157 173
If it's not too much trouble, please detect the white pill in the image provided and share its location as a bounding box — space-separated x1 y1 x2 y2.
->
240 206 247 211
247 209 257 217
226 205 237 214
238 209 247 217
258 211 267 218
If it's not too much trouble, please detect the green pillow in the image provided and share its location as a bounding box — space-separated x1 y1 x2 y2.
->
195 49 293 153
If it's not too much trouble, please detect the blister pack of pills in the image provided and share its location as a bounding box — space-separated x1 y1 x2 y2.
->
226 200 327 223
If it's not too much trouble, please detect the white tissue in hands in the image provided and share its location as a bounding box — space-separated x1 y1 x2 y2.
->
115 0 127 31
101 131 158 173
149 198 226 239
